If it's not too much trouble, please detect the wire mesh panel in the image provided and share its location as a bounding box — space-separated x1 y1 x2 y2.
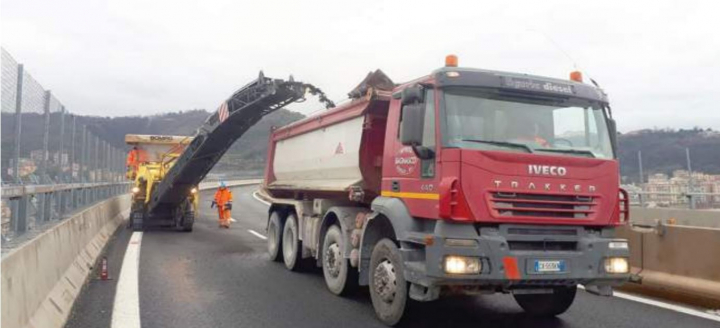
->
1 49 19 182
46 95 65 182
1 48 18 113
16 71 47 183
2 47 130 242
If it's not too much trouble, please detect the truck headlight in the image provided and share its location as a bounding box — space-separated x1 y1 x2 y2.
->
608 241 628 249
190 187 197 194
604 257 629 273
444 256 481 275
132 187 140 194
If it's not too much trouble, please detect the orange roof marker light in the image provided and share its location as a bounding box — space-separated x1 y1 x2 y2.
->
570 70 583 83
445 54 458 67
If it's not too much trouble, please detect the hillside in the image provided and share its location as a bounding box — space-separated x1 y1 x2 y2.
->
81 109 306 175
618 128 720 182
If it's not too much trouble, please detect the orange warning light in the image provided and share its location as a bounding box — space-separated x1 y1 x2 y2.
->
445 54 458 67
570 71 583 82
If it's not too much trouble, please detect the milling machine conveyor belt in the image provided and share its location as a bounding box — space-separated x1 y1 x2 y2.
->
146 73 313 215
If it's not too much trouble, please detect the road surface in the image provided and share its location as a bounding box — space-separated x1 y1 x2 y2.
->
65 185 720 328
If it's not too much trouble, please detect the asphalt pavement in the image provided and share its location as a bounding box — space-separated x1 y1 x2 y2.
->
65 185 720 328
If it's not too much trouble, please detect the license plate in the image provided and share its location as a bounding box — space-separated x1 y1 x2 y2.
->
534 260 566 273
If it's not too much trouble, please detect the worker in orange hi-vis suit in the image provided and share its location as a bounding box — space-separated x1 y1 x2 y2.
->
125 146 146 179
211 182 233 228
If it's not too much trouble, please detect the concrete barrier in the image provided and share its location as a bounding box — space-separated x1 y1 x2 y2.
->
618 223 720 307
1 194 131 328
631 207 720 228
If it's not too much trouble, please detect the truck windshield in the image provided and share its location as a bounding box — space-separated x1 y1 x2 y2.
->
442 88 614 159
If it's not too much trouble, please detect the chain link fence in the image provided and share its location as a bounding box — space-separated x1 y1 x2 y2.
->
2 48 129 244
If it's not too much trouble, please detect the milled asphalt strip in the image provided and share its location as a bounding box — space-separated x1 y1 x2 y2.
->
111 231 143 328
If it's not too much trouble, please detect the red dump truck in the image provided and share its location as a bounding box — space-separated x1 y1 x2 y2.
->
261 56 630 325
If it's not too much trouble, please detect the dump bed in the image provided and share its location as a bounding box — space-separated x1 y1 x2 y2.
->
264 91 391 201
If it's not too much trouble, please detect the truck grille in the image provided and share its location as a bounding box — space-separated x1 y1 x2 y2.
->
508 241 578 251
490 192 597 219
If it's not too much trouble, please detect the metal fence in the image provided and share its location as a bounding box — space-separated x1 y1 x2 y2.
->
2 48 129 243
624 189 720 210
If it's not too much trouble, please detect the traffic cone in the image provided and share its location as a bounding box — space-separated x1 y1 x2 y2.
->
100 256 110 280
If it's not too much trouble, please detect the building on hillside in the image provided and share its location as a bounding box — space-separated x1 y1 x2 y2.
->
642 170 720 208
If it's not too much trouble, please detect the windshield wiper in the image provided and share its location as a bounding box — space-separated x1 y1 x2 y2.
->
535 148 596 158
460 139 533 153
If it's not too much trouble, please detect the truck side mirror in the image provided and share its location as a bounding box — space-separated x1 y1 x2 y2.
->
401 85 424 105
400 103 425 147
608 118 618 157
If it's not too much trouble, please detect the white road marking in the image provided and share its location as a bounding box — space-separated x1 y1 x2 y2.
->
252 191 271 206
579 285 720 322
111 232 143 328
248 229 267 240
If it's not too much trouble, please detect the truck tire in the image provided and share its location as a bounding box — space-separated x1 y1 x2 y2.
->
369 238 408 326
282 213 302 271
181 210 194 232
131 211 144 231
513 286 577 316
322 225 358 296
267 211 284 262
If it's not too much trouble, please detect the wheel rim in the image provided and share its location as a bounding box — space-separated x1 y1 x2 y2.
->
373 259 397 303
283 221 295 260
324 243 342 278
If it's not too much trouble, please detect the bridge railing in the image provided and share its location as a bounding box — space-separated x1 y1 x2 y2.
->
626 190 720 210
1 47 130 244
2 182 131 244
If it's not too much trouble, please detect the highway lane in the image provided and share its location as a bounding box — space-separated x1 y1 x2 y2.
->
65 185 720 328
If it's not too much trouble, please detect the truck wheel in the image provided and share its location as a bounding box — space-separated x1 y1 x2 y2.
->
513 286 577 316
322 225 358 296
267 211 284 262
282 213 302 271
369 238 408 326
131 211 144 231
181 210 194 232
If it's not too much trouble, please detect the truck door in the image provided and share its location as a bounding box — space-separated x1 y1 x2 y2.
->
381 88 440 218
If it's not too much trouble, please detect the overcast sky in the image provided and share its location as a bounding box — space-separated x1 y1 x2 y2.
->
2 0 719 132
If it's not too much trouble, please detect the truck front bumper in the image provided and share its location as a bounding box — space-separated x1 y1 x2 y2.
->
403 223 630 295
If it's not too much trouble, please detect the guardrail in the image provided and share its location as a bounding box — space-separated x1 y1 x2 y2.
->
2 182 131 243
618 223 720 308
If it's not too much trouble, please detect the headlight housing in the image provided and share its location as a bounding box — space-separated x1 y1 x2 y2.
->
444 256 481 275
604 257 629 273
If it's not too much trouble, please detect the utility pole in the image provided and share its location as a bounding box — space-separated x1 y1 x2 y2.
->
637 151 645 207
686 147 695 209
